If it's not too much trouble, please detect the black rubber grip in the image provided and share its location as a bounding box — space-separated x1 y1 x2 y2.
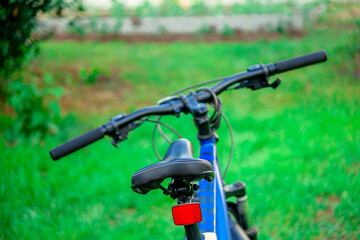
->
50 127 105 161
274 50 327 74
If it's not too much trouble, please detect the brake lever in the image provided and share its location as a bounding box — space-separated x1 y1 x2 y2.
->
246 77 281 90
230 63 281 91
110 122 142 147
232 77 281 91
107 113 143 147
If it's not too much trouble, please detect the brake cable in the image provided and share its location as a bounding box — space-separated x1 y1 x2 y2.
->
195 87 234 179
220 112 234 179
144 117 182 161
197 87 220 124
170 76 226 96
155 116 172 144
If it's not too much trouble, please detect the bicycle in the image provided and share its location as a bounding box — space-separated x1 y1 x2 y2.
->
50 50 327 240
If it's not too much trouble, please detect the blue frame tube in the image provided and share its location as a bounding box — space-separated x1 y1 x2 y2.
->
198 138 231 240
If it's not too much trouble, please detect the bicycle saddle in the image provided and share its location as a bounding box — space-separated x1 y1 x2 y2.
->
131 138 214 194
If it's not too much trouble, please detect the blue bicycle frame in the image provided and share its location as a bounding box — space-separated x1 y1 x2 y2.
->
198 138 231 240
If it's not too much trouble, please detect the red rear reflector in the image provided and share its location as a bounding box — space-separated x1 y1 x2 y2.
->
172 203 202 226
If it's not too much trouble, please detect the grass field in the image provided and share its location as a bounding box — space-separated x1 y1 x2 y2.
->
1 21 360 240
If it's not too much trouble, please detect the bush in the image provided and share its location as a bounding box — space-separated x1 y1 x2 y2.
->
197 24 216 34
111 0 126 18
79 67 101 85
6 74 63 140
67 18 87 36
0 1 84 141
157 25 168 35
188 0 209 16
221 24 235 37
0 0 81 99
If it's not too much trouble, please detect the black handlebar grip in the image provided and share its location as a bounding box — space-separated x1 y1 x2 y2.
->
50 127 105 161
274 50 327 74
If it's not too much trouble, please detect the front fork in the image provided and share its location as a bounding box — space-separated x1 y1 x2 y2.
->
224 181 258 240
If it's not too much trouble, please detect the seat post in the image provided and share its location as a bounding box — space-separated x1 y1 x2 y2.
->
172 182 203 240
184 223 203 240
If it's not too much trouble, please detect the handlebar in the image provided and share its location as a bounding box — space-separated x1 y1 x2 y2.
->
273 50 327 74
50 50 328 161
50 127 106 160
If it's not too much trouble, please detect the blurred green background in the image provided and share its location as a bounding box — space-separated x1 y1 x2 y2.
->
1 1 359 239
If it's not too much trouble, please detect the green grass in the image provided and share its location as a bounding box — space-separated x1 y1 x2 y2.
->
1 28 360 239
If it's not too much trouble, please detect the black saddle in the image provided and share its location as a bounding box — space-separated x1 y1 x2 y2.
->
131 138 214 194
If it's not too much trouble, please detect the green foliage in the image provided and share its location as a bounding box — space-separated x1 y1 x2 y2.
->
197 23 216 34
188 0 209 16
276 19 290 34
113 18 123 33
0 0 83 141
212 3 224 16
69 15 119 35
109 0 300 18
110 3 125 34
98 22 111 34
111 0 126 18
0 1 78 143
111 0 184 18
221 24 235 37
230 0 296 15
317 1 358 25
79 67 101 85
158 0 185 17
157 25 168 35
0 0 82 97
134 0 159 17
353 12 360 47
355 19 360 32
68 18 87 36
113 0 185 18
6 74 63 140
0 0 50 78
